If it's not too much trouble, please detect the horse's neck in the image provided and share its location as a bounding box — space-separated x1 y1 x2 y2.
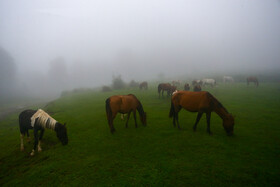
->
212 99 229 120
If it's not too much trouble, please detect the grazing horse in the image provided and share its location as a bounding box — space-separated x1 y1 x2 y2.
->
158 83 176 98
247 76 259 87
105 94 147 133
169 91 234 135
172 80 181 87
193 85 201 92
139 81 148 90
19 109 68 156
223 76 234 83
192 80 203 86
184 83 190 91
202 79 216 87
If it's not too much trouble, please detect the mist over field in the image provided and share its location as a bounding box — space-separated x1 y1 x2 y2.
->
1 0 280 100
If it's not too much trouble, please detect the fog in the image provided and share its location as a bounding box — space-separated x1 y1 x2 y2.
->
1 0 280 99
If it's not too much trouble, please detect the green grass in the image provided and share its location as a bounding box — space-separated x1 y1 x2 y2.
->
1 83 280 186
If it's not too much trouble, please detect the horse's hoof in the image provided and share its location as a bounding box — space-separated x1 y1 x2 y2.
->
38 147 42 152
21 147 24 151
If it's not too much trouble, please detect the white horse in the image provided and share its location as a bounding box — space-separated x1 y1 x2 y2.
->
202 79 216 87
223 76 234 83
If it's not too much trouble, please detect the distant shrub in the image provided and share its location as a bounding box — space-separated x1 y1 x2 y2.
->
112 75 126 89
102 86 112 92
129 80 139 88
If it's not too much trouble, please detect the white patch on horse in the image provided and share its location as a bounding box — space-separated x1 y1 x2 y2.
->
31 109 57 130
172 90 178 95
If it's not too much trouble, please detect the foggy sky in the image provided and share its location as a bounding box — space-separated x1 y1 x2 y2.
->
1 0 280 96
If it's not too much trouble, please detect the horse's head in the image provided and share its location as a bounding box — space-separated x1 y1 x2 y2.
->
223 114 234 136
55 122 68 145
140 112 147 126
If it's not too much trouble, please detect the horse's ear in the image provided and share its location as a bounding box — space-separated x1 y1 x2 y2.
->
64 123 66 126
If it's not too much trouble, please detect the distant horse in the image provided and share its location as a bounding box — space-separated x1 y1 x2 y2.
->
105 94 147 133
193 85 202 92
19 109 68 156
184 83 190 91
158 83 176 98
247 76 259 87
172 80 181 87
202 79 216 87
169 91 234 135
223 76 234 83
192 80 203 86
139 81 148 90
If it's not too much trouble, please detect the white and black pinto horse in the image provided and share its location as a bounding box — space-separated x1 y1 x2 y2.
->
202 79 216 87
19 109 68 156
223 76 234 83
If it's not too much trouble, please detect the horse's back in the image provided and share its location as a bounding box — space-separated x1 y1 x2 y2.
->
109 95 139 113
172 91 211 112
19 109 37 132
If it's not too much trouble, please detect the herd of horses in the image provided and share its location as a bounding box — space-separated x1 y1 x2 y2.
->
19 76 258 156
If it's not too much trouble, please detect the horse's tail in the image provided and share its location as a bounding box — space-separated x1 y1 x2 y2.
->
105 98 112 120
169 100 175 118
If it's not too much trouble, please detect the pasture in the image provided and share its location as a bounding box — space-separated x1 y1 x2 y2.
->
0 83 280 186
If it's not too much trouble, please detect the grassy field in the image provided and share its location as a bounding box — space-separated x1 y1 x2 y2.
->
0 83 280 186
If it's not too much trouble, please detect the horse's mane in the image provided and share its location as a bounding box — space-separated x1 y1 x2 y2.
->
31 109 57 130
206 92 229 113
127 94 145 116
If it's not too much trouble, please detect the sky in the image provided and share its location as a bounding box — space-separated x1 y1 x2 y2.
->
0 0 280 96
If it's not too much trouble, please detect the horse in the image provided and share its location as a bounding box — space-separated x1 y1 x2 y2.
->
223 76 234 83
184 83 190 91
193 85 201 92
139 81 148 90
158 83 176 98
105 94 147 133
169 91 234 136
202 79 216 87
172 80 181 87
19 109 68 156
247 76 259 87
192 80 203 86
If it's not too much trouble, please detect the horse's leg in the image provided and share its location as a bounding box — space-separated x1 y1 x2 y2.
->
107 112 116 133
175 112 180 129
133 110 138 128
173 112 176 127
206 112 212 135
31 129 39 156
193 112 203 131
125 112 131 128
38 129 45 152
26 130 31 143
20 133 24 151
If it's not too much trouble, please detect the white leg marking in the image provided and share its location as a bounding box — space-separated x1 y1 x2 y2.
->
38 141 42 152
20 134 24 151
30 149 35 156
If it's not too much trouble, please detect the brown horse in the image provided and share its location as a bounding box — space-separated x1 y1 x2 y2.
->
247 76 259 86
193 85 201 92
158 83 176 98
169 91 234 135
139 81 148 90
105 94 147 133
184 83 190 91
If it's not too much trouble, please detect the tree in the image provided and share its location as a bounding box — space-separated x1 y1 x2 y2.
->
112 75 126 89
48 57 68 89
0 47 17 96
